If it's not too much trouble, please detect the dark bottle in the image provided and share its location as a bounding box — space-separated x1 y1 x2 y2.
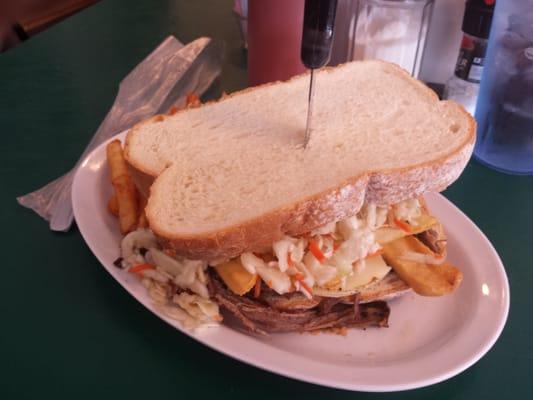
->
443 0 495 115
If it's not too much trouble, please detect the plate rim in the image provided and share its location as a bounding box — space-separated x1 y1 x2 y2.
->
72 132 510 392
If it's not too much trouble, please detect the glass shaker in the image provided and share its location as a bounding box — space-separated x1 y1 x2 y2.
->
347 0 434 77
474 0 533 175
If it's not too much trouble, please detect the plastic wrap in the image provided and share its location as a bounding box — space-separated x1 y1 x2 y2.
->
17 36 223 231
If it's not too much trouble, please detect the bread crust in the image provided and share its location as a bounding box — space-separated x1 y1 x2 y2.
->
123 61 476 261
150 140 472 261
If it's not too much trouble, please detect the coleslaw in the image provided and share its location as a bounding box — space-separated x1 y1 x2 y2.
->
116 199 422 327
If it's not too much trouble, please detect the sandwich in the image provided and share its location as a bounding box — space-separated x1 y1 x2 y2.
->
110 60 475 334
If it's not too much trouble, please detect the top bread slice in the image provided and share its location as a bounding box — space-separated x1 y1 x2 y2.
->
124 60 475 261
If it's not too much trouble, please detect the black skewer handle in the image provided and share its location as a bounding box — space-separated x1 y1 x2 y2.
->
301 0 338 69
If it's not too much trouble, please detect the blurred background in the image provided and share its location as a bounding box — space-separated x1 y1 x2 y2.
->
1 0 530 174
0 0 99 52
0 0 466 85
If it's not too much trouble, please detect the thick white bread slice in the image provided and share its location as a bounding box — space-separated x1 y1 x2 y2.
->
124 60 475 261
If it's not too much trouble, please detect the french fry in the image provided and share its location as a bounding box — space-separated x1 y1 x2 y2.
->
376 214 438 246
213 259 257 296
137 211 148 229
106 140 138 234
137 195 148 229
113 178 138 234
166 92 200 116
107 195 119 217
382 236 462 296
186 92 201 108
107 140 129 181
418 195 429 214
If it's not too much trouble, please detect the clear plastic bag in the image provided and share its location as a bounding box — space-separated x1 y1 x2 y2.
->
17 36 224 231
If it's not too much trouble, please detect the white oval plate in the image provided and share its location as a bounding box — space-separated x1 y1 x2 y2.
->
72 132 510 392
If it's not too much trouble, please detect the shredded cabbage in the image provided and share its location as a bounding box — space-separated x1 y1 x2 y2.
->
241 252 292 294
394 199 421 224
120 229 157 267
149 248 209 298
121 198 422 313
120 232 220 329
238 199 421 297
272 236 296 272
173 292 221 322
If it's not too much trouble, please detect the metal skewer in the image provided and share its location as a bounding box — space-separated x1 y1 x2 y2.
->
300 0 338 148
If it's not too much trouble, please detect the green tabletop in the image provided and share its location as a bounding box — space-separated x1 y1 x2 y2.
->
1 0 532 398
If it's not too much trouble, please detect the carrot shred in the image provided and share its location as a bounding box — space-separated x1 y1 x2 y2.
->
293 274 313 295
300 281 313 295
333 242 340 251
309 240 326 263
394 218 412 233
168 105 179 115
128 263 155 274
267 280 273 288
186 92 201 108
287 252 294 267
254 277 262 298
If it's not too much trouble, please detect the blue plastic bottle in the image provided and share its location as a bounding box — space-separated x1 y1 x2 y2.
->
474 0 533 175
